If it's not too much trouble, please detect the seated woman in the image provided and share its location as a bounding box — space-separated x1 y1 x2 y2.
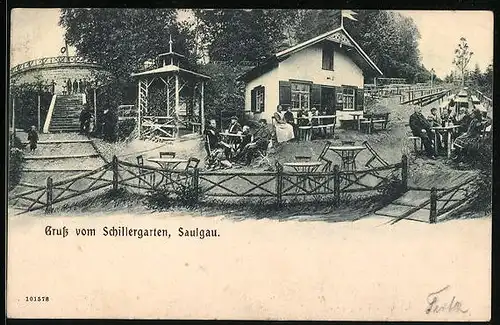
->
273 105 295 143
451 109 483 162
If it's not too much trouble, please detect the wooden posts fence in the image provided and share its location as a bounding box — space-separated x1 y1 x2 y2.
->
333 164 340 206
401 154 408 192
429 187 437 223
112 155 119 191
191 168 200 205
275 162 283 207
45 176 53 213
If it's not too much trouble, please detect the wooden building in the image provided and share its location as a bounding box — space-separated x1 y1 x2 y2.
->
130 37 210 141
238 26 383 125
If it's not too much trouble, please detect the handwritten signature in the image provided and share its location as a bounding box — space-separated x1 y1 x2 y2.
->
425 285 469 314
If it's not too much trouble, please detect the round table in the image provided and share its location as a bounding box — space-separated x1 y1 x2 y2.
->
328 146 365 171
283 161 323 173
220 132 244 150
283 161 323 194
431 125 461 158
147 157 189 187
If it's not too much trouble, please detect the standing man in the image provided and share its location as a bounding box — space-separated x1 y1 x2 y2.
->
409 106 436 159
27 125 39 152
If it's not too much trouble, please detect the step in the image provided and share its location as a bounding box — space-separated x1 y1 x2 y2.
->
22 139 92 144
24 154 100 160
22 168 96 172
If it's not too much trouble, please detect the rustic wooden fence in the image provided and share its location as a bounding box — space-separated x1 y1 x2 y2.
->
407 178 475 224
10 155 408 213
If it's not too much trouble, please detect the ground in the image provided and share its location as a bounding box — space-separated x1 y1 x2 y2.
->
10 95 488 222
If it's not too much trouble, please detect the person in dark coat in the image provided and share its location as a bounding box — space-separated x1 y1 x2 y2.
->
102 107 118 142
239 119 271 166
66 79 72 94
227 115 242 147
409 106 436 158
283 106 297 138
204 119 231 167
27 125 39 152
79 107 92 134
452 109 484 162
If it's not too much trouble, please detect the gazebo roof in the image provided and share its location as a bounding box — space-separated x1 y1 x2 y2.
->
130 64 210 80
157 51 185 59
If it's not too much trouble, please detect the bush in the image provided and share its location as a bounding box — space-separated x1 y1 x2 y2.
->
9 133 24 190
146 182 201 210
117 119 137 141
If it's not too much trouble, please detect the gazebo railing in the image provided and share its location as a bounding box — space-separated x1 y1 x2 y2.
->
10 56 103 75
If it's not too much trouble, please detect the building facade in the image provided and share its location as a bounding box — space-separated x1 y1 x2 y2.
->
239 27 383 124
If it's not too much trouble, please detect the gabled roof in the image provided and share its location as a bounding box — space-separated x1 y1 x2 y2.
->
238 26 383 82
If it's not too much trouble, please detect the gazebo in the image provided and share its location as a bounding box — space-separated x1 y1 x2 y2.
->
131 36 210 141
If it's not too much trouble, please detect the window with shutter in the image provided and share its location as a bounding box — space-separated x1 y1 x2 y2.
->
322 44 334 71
279 81 291 108
356 88 364 111
336 86 344 111
291 82 311 110
256 86 265 113
342 87 356 111
251 88 257 112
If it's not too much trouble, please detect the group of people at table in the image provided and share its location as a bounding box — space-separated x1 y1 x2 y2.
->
203 105 336 169
409 103 492 161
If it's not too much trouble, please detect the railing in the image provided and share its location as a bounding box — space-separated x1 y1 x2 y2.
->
405 178 475 224
400 88 452 106
10 56 103 75
9 155 407 213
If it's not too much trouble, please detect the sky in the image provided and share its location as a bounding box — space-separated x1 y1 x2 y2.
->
10 9 494 78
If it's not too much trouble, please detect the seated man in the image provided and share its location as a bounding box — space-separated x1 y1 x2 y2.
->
428 107 444 150
235 125 252 155
456 108 471 134
409 106 436 158
237 119 271 166
204 119 231 164
226 115 243 148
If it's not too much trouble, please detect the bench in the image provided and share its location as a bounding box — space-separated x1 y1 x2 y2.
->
360 113 389 134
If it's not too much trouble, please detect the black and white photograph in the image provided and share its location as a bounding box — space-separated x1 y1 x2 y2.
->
7 8 493 320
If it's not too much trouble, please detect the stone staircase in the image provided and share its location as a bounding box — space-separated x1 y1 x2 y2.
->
9 132 109 212
49 94 84 133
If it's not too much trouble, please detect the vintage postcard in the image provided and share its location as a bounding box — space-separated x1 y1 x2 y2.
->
7 8 492 320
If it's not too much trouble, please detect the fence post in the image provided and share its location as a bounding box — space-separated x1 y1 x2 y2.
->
401 154 408 192
333 164 340 206
45 176 53 214
275 162 283 207
429 187 437 224
112 155 119 191
191 167 200 205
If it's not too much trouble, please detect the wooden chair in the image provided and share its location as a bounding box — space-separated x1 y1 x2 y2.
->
254 140 272 168
159 151 176 158
317 141 333 172
185 157 200 171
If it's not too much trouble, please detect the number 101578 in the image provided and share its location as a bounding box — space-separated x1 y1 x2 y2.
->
25 296 50 302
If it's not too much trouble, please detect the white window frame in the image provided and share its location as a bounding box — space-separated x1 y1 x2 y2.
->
255 86 265 112
291 82 311 111
342 87 356 111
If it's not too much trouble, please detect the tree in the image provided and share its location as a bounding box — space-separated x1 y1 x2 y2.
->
452 37 474 86
59 9 198 82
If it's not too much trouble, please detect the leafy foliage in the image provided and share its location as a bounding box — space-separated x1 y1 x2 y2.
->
60 9 199 82
9 133 24 190
452 37 474 86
